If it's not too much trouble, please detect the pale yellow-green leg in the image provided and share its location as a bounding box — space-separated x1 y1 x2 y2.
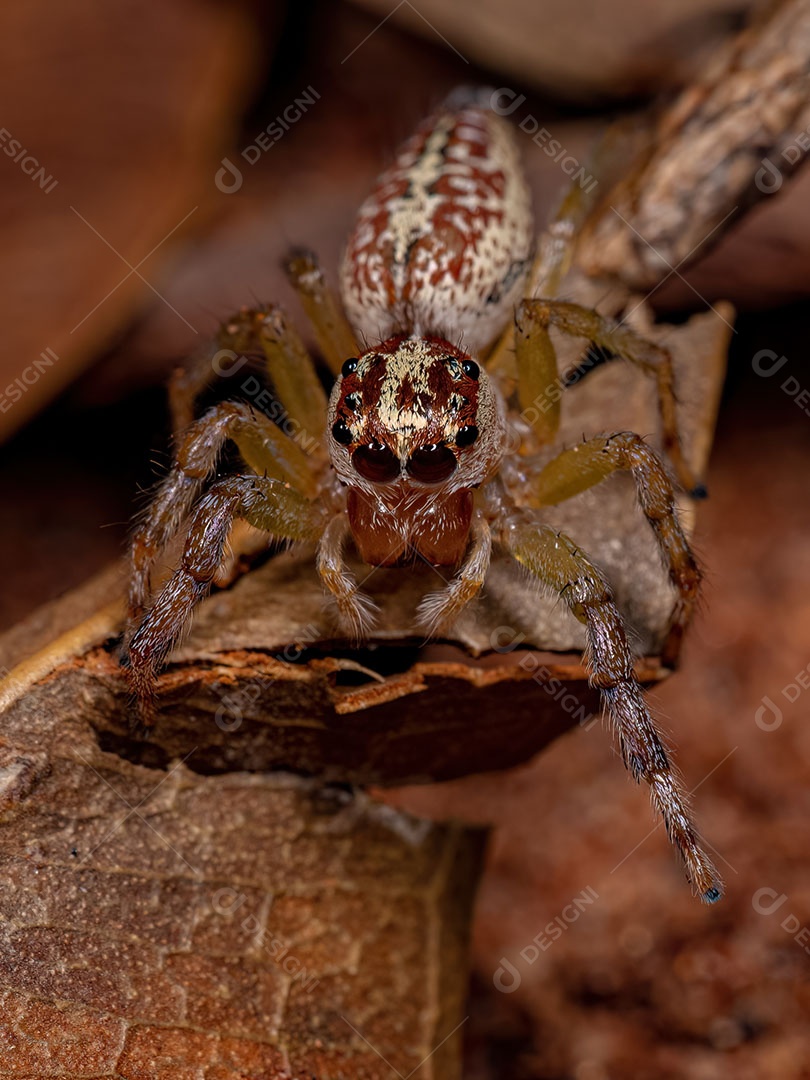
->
501 516 721 904
517 431 701 668
129 402 319 625
167 339 230 440
487 146 601 378
284 249 359 377
210 305 329 452
127 475 322 724
524 300 700 494
254 305 328 447
172 306 327 589
169 306 330 450
167 308 266 439
533 169 597 298
513 298 563 446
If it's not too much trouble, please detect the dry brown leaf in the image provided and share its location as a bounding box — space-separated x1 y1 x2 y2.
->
0 0 263 444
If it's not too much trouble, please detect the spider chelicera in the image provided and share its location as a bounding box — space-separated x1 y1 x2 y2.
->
124 89 721 903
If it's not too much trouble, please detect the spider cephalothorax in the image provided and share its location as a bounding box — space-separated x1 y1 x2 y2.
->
125 90 722 903
328 336 505 567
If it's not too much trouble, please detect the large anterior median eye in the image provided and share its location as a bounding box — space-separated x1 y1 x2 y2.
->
352 441 400 483
407 444 457 484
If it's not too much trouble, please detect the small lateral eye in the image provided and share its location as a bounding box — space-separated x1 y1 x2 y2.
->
407 444 457 484
353 441 400 483
331 420 353 445
455 424 478 447
462 359 479 380
341 357 359 377
345 392 361 412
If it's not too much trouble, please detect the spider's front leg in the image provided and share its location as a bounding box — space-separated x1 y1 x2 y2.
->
127 401 317 628
126 476 323 723
500 514 721 902
513 431 701 668
128 301 330 630
513 298 702 496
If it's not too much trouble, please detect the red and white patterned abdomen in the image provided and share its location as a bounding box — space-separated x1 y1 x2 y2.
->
340 102 534 353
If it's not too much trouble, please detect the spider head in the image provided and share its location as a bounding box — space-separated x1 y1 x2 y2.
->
327 336 505 493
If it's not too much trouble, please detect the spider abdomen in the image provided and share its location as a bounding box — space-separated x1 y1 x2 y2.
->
340 100 534 351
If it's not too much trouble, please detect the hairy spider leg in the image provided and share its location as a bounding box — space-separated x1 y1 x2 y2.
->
515 432 702 668
486 150 599 378
513 297 562 445
128 401 318 626
415 513 493 634
532 162 601 299
255 305 328 442
167 308 269 438
284 249 359 376
168 306 328 444
519 300 701 495
127 476 323 724
501 515 722 903
168 340 235 439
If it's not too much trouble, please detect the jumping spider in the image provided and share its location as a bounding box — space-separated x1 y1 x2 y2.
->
125 89 722 903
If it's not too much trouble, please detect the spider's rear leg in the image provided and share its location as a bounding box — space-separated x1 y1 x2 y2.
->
487 157 599 377
514 432 701 668
128 402 317 629
415 514 492 635
512 298 563 445
126 476 322 725
501 517 722 903
523 299 702 495
284 249 359 377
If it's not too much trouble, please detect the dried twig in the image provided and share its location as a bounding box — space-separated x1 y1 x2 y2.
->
577 0 810 288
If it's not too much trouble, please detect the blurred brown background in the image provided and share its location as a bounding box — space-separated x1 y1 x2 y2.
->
1 1 808 1076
